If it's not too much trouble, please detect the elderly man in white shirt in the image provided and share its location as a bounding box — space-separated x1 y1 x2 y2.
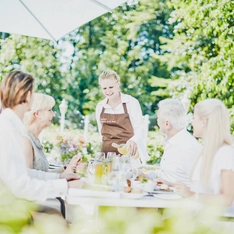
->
0 71 83 205
148 99 201 187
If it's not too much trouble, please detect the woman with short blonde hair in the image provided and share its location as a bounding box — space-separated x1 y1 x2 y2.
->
23 93 79 173
24 93 55 126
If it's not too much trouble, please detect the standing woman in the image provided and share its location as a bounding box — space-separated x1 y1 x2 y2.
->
175 99 234 214
95 70 149 167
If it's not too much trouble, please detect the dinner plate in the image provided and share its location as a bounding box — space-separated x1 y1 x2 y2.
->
153 193 182 200
68 188 120 198
120 192 145 199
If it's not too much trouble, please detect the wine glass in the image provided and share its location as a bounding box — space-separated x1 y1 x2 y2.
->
106 152 116 162
112 156 120 172
88 159 96 175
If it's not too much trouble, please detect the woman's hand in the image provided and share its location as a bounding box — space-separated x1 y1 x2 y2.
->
127 140 137 156
174 182 194 198
64 164 76 173
60 173 80 181
69 155 82 166
64 155 82 173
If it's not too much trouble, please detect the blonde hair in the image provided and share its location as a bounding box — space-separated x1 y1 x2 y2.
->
0 71 34 108
158 99 187 130
24 93 55 125
98 70 120 85
194 99 233 185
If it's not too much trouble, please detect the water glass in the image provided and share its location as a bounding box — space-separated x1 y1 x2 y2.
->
95 152 105 161
94 162 103 184
88 159 96 175
112 156 120 172
106 152 116 162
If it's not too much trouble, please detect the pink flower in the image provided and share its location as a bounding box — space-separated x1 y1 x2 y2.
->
71 141 76 147
78 135 84 143
63 139 67 144
82 142 88 147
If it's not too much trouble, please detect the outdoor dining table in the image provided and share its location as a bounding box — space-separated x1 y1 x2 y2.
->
66 188 234 222
66 188 190 208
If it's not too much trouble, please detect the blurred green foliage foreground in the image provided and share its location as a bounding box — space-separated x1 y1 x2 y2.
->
1 187 234 234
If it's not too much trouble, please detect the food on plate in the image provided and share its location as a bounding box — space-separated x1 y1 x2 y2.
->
124 180 143 194
141 177 148 183
156 181 163 185
135 174 144 181
131 188 143 194
124 186 132 193
160 184 169 190
160 184 173 192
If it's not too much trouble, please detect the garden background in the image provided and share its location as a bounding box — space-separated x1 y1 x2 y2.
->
0 0 233 233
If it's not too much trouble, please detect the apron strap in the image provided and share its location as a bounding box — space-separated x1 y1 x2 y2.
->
123 103 128 114
101 106 105 115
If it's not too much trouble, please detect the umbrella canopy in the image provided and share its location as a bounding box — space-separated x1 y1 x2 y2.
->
0 0 127 41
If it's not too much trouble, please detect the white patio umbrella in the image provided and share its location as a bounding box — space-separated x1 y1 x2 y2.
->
0 0 127 41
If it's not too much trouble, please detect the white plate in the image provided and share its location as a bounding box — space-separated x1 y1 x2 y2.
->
121 192 145 199
153 193 182 200
68 188 120 198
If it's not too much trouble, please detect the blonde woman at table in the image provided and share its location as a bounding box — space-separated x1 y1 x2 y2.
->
23 93 81 174
95 69 149 168
175 99 234 214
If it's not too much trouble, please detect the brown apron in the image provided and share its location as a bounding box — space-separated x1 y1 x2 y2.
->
100 103 134 154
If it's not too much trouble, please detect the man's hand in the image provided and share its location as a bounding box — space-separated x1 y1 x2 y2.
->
68 180 85 189
174 181 193 197
60 173 80 181
127 140 137 156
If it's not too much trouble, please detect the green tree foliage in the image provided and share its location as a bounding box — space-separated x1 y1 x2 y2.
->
0 35 66 123
156 0 234 121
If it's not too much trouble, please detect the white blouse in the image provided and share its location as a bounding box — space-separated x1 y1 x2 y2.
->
191 145 234 194
0 109 67 202
190 145 234 215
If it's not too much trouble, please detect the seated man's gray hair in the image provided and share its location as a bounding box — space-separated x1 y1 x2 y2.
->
158 99 187 130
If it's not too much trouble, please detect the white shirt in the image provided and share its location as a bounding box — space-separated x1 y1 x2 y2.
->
149 129 201 186
0 109 68 202
191 145 234 215
96 93 149 167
